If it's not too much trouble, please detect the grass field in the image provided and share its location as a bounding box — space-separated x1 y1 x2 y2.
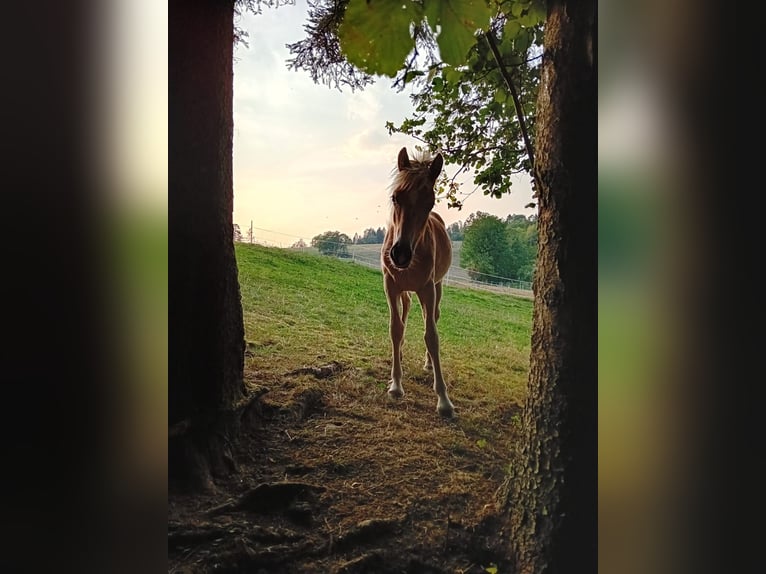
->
282 241 534 295
236 243 533 406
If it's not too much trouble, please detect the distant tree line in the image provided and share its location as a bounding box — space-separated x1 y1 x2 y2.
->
352 227 386 244
351 225 464 243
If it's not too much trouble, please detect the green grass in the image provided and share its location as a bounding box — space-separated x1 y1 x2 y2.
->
236 243 533 405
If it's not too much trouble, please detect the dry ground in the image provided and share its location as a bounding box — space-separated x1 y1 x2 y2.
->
169 360 522 573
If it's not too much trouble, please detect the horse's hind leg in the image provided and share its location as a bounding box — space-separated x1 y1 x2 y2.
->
423 281 442 371
417 282 454 417
385 281 406 398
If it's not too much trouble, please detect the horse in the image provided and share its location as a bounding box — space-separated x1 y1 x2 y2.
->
380 147 455 417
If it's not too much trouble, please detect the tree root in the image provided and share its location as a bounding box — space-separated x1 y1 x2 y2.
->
286 361 345 379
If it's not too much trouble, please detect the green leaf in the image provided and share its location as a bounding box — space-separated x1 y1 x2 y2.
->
471 57 485 72
338 0 422 77
432 76 444 92
503 20 521 40
528 0 547 24
519 11 539 27
443 66 463 84
514 30 531 53
499 26 522 64
426 0 492 66
404 69 425 84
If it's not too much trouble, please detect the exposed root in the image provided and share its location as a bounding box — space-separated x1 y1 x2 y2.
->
286 360 345 379
207 482 326 516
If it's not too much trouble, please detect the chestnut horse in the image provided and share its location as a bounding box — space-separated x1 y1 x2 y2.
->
381 147 455 417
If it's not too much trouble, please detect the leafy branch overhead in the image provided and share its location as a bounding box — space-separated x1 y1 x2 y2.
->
338 0 494 75
286 1 546 206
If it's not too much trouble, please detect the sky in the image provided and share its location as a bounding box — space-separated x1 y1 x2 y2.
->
232 2 535 246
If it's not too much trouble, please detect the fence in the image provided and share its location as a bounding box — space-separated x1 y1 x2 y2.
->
236 225 534 299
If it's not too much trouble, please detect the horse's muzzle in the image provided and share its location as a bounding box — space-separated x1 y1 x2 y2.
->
390 242 412 268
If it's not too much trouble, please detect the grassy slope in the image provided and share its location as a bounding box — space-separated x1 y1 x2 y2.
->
236 244 533 406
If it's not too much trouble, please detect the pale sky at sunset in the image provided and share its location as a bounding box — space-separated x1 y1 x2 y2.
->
232 3 535 246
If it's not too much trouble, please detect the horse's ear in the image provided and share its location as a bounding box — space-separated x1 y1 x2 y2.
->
429 153 444 180
397 147 411 171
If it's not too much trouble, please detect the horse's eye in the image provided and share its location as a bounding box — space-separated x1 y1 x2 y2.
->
391 195 399 206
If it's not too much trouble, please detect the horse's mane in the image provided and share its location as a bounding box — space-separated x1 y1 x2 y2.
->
386 149 437 226
388 149 436 193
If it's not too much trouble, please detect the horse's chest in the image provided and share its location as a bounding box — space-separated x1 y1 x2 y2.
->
388 257 435 291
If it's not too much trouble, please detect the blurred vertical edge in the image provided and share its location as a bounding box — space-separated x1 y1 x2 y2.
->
599 0 734 572
0 1 166 572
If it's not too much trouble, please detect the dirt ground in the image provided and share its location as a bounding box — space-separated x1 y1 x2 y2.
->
169 361 522 573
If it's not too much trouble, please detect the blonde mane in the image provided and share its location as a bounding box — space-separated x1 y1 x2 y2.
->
386 149 438 226
389 149 436 192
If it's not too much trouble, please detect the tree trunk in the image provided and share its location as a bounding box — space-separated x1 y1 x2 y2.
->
169 0 246 490
497 1 596 572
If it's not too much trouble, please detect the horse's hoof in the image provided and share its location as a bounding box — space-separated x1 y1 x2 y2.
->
387 383 404 398
437 402 455 418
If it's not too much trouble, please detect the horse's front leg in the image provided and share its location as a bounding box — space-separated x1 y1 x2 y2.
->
417 282 454 417
422 281 442 371
400 291 411 364
385 280 405 398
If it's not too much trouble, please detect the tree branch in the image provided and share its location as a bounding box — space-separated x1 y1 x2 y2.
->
484 31 535 173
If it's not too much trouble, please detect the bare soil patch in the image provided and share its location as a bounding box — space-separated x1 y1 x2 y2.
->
169 361 521 573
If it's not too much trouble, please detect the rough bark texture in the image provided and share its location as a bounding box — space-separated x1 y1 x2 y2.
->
497 1 596 572
169 0 246 490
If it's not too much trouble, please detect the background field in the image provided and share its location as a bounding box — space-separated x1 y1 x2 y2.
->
275 241 534 297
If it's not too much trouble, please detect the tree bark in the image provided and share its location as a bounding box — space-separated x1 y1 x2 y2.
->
169 0 246 490
497 1 596 572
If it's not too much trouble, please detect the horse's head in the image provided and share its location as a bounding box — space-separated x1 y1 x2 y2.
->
388 147 443 269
